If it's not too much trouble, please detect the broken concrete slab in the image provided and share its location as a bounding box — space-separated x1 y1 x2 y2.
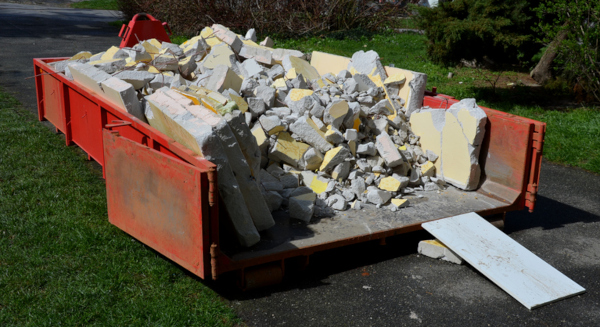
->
146 90 260 247
289 116 333 153
101 77 146 122
348 50 387 81
211 24 243 53
269 132 310 168
205 65 242 93
418 239 464 264
68 62 112 95
114 70 156 90
319 146 351 173
376 133 404 167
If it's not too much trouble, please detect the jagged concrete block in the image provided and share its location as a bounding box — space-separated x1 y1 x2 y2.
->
148 73 174 89
348 50 387 81
418 239 464 265
206 65 242 93
68 62 112 94
225 110 262 182
259 115 285 135
146 90 260 247
324 100 349 129
101 77 146 123
289 116 333 153
410 99 486 190
240 58 263 79
376 133 403 167
114 70 156 90
366 188 391 205
255 85 276 108
260 36 274 47
161 42 184 57
326 194 347 211
301 147 324 170
269 132 310 168
211 24 243 53
319 146 350 172
289 192 316 222
201 44 237 70
239 43 273 65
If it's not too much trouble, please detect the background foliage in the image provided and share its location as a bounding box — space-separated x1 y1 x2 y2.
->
534 0 600 102
413 0 542 67
117 0 408 37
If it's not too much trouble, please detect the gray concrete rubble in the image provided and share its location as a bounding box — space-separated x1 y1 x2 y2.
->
54 23 489 248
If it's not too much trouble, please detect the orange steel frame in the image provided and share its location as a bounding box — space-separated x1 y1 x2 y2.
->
34 57 545 283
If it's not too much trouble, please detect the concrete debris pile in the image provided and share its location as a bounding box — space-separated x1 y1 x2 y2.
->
51 24 487 247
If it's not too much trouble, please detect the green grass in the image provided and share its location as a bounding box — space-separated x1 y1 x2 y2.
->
0 90 240 326
70 0 118 10
273 30 600 174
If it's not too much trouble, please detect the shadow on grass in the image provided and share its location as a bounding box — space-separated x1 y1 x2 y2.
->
469 85 578 111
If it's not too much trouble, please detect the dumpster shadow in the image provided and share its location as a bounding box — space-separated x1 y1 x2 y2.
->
505 195 600 234
216 229 433 301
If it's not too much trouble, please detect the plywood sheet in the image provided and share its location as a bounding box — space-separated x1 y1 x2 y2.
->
422 212 585 309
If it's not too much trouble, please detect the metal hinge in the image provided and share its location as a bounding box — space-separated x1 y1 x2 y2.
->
525 124 546 212
105 120 132 129
207 167 216 207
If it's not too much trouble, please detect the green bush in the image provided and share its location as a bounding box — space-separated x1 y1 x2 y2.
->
535 1 600 102
117 0 404 37
414 0 541 67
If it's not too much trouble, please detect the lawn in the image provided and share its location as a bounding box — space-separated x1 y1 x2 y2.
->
274 31 600 174
0 90 240 326
71 0 118 10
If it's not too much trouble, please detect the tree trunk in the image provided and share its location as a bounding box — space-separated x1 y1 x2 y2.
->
530 30 568 85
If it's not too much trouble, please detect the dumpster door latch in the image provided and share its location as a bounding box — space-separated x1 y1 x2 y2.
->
105 120 132 129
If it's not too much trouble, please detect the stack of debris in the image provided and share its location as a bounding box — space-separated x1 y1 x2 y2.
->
51 24 487 247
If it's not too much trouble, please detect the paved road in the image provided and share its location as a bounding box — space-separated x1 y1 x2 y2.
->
1 3 599 326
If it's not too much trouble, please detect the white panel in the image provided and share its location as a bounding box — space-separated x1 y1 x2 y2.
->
422 212 585 309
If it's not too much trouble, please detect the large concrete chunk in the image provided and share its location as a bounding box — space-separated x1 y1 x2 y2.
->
348 50 387 81
176 97 275 231
285 89 314 116
418 239 464 264
225 111 262 182
409 99 487 190
319 146 350 172
113 70 156 90
442 99 487 190
146 90 260 247
100 77 145 122
409 108 445 175
206 65 242 93
239 43 273 65
68 62 112 94
201 44 237 70
289 191 316 222
289 116 333 153
375 133 403 167
181 36 210 58
269 132 310 168
282 55 321 81
324 100 349 129
211 24 243 53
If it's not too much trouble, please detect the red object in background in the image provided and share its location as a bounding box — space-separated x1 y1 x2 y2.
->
118 13 172 48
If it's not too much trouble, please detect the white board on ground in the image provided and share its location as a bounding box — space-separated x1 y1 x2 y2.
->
422 212 585 310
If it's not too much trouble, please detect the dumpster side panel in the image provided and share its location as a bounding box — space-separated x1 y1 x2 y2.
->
68 89 104 163
103 130 210 278
41 74 66 133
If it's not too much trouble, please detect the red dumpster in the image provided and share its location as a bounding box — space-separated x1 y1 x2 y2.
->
34 57 544 288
